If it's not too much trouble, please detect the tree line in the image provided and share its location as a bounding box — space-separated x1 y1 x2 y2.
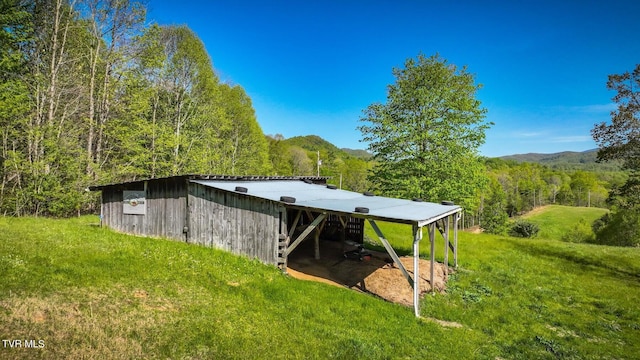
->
477 158 625 233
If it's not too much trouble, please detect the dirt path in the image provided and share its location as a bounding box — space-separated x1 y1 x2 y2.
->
521 205 550 218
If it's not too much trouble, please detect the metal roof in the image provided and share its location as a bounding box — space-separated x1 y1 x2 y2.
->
191 179 461 227
89 174 329 191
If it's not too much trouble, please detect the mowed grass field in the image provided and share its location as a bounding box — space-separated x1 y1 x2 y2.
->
1 209 639 359
520 205 609 241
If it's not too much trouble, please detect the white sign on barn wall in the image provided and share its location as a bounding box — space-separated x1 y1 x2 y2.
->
123 190 146 215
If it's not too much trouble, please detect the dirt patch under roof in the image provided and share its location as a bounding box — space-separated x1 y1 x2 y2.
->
286 238 450 307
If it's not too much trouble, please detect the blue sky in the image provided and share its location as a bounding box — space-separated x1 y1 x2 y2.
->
147 0 639 157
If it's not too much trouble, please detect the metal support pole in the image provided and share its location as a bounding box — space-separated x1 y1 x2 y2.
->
368 219 414 289
444 216 450 267
413 224 422 317
454 213 459 267
429 223 436 294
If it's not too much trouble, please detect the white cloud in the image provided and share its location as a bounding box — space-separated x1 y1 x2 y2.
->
550 135 593 143
514 131 546 138
552 103 616 114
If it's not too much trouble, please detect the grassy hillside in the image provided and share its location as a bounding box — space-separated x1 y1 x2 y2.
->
521 205 608 241
341 148 373 160
284 135 347 156
1 216 639 359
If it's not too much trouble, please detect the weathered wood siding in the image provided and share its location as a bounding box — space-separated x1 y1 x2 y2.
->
187 182 283 265
100 178 187 240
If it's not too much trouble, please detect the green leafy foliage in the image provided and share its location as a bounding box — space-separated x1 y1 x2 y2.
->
561 218 595 243
590 64 640 246
509 220 540 238
0 4 272 215
593 208 640 247
265 134 372 192
473 157 617 229
592 64 640 175
480 176 509 234
359 53 491 208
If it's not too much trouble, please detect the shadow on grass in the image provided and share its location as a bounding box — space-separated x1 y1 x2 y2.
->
505 239 640 281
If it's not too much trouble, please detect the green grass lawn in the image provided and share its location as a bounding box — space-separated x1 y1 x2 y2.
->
1 212 639 359
520 205 608 241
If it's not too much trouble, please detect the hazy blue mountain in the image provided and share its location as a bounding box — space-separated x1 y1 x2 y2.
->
499 149 622 171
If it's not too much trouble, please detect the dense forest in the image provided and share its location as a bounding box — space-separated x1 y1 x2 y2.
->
0 0 270 216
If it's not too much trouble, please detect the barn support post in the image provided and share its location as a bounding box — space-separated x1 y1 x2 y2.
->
306 211 328 260
368 219 414 291
285 213 327 256
183 179 190 243
412 224 422 317
278 207 289 272
429 222 436 294
314 230 321 260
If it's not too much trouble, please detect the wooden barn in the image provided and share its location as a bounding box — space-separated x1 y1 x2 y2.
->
90 174 462 316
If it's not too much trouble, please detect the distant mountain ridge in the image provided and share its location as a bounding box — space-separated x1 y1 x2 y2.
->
278 135 620 171
499 149 622 171
341 148 373 160
500 149 598 163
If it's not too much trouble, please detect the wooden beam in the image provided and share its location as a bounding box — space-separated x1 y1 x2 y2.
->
304 211 327 260
278 207 289 272
314 228 321 260
288 210 302 239
337 215 347 228
368 219 414 289
285 213 327 256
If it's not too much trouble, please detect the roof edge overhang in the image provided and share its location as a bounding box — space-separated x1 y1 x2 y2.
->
281 202 462 227
88 174 330 191
417 206 463 227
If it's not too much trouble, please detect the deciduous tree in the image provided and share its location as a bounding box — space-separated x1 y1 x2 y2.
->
592 64 640 208
591 64 640 246
359 53 491 208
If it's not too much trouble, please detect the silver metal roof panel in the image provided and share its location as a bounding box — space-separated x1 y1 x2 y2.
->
191 180 461 226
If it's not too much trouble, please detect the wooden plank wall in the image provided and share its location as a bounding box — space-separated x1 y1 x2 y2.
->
100 178 187 240
187 182 282 265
